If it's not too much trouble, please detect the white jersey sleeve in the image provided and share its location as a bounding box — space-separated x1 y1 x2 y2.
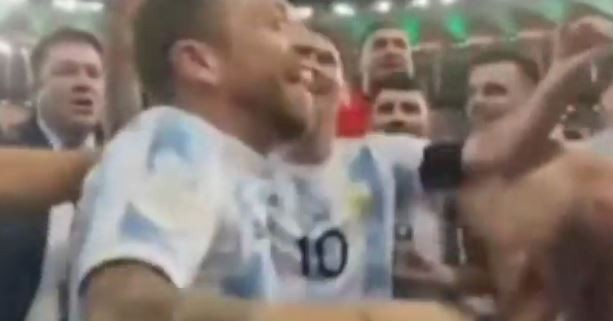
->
365 134 429 194
72 107 225 294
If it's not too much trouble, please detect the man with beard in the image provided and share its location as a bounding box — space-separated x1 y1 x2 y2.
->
0 8 604 321
68 1 471 321
337 23 414 137
279 24 467 304
370 72 430 137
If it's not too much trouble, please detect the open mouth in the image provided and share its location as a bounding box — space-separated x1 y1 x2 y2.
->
381 56 405 69
72 98 94 114
382 121 411 134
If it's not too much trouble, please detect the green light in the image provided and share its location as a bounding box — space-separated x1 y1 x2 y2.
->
402 16 421 45
536 0 569 22
347 14 377 44
445 12 469 41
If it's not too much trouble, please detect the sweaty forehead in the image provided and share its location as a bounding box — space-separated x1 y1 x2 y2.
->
371 29 408 43
470 62 525 87
43 42 101 67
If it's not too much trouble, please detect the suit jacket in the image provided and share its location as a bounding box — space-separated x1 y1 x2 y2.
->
0 116 102 321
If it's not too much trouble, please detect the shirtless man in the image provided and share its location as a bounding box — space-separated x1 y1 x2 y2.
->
459 16 613 321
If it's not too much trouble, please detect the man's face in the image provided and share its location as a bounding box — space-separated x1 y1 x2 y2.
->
219 0 314 141
361 29 413 91
36 41 105 135
372 89 429 137
286 25 344 162
466 62 534 128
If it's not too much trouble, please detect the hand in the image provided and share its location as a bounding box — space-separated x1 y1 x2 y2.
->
557 15 613 59
394 243 456 288
544 15 613 103
462 17 613 177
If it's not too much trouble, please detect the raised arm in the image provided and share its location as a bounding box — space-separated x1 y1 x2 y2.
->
103 0 144 139
0 148 97 213
464 16 613 178
85 262 473 321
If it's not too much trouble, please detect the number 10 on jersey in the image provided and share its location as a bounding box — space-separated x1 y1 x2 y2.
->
296 228 348 279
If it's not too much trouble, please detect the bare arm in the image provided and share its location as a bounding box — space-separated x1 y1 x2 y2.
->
85 263 360 321
85 263 180 321
0 148 97 213
464 16 613 178
85 263 473 321
103 0 143 139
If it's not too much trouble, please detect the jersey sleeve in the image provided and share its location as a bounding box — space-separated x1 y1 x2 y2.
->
72 109 224 294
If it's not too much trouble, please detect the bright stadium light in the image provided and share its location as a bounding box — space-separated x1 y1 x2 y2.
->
412 0 430 7
332 2 356 16
0 40 13 57
53 0 104 12
294 6 314 20
373 0 392 13
53 0 77 11
80 1 104 12
6 0 26 5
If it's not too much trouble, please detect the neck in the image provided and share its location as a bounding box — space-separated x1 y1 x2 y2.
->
38 113 89 149
175 90 280 155
284 146 326 165
282 131 333 166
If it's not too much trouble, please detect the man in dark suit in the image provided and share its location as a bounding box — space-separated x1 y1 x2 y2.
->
0 27 105 321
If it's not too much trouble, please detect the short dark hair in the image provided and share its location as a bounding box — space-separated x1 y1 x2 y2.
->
30 27 103 80
307 20 353 81
470 49 540 84
134 0 225 103
370 72 423 100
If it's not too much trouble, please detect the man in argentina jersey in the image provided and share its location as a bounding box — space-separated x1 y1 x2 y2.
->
269 26 454 300
73 14 454 310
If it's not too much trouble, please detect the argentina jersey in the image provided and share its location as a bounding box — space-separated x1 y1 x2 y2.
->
255 140 395 301
69 106 273 320
253 134 428 302
69 107 430 321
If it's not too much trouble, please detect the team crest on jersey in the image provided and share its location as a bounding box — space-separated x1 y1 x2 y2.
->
345 181 373 220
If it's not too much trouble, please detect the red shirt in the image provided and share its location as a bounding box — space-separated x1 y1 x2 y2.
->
336 91 371 138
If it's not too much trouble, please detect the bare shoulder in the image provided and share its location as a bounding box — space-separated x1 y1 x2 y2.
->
558 148 613 182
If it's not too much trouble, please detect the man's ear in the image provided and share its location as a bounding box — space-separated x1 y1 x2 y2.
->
169 39 221 87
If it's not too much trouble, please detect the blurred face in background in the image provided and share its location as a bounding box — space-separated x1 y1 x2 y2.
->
466 61 535 129
35 41 105 137
371 89 429 137
361 29 413 94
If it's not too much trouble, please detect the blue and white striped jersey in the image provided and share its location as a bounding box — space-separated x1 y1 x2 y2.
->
68 107 430 320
